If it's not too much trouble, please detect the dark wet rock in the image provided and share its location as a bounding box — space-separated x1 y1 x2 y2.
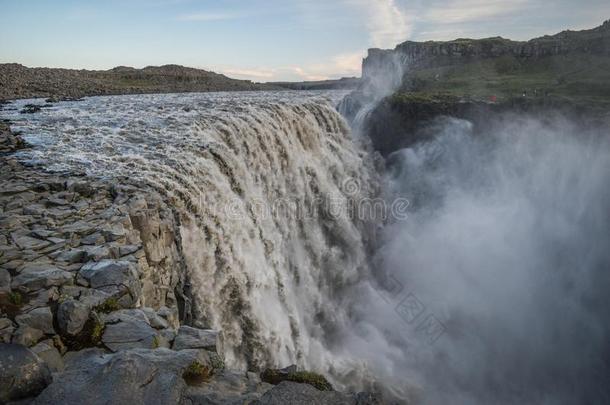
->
20 104 42 114
261 366 333 391
57 299 90 336
173 325 218 352
15 307 54 335
252 381 352 405
0 343 52 402
32 348 206 404
11 265 73 293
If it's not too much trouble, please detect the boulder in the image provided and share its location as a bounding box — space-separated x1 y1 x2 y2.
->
78 260 140 306
32 348 205 405
252 381 354 405
184 369 273 404
0 343 51 402
12 325 43 347
11 266 73 293
102 318 157 352
173 326 218 352
31 340 64 371
57 299 90 336
15 307 54 334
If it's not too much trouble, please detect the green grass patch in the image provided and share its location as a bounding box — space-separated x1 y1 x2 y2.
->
94 297 121 313
183 361 214 385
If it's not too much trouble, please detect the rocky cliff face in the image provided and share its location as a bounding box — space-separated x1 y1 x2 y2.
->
362 20 610 79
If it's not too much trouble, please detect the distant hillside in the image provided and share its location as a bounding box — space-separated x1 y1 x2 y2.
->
271 77 360 90
361 19 610 105
0 64 279 100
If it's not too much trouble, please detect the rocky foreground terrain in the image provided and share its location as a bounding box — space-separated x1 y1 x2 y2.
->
0 122 382 404
0 64 282 101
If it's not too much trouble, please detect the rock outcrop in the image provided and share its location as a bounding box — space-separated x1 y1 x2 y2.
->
362 20 610 80
0 64 279 101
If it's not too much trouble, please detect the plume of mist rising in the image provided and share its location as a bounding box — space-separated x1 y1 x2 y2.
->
349 114 610 404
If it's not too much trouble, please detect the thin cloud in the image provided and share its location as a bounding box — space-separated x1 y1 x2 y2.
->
422 0 530 24
216 50 365 82
176 12 239 22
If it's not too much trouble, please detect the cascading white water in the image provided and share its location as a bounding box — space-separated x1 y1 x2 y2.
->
1 92 381 381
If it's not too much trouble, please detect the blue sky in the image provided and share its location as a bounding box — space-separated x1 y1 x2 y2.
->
1 0 609 81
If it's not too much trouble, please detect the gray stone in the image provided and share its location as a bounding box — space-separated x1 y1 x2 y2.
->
62 347 107 370
103 309 149 325
82 245 112 261
159 329 177 346
59 221 95 237
46 208 72 220
15 307 54 335
13 235 51 251
252 381 353 405
11 265 73 293
57 299 90 336
24 287 60 310
157 305 179 328
77 288 112 308
0 268 10 293
102 224 126 242
142 307 169 329
30 229 54 239
0 319 15 344
32 348 205 405
78 260 140 305
0 343 51 402
0 259 22 271
80 232 104 245
184 369 273 405
102 318 156 352
173 325 218 352
12 325 44 347
119 244 140 256
57 248 87 263
31 340 64 372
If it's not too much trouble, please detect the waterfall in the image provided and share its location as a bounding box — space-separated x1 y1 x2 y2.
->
1 92 380 379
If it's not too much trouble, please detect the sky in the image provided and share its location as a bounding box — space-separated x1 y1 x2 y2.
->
0 0 609 82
